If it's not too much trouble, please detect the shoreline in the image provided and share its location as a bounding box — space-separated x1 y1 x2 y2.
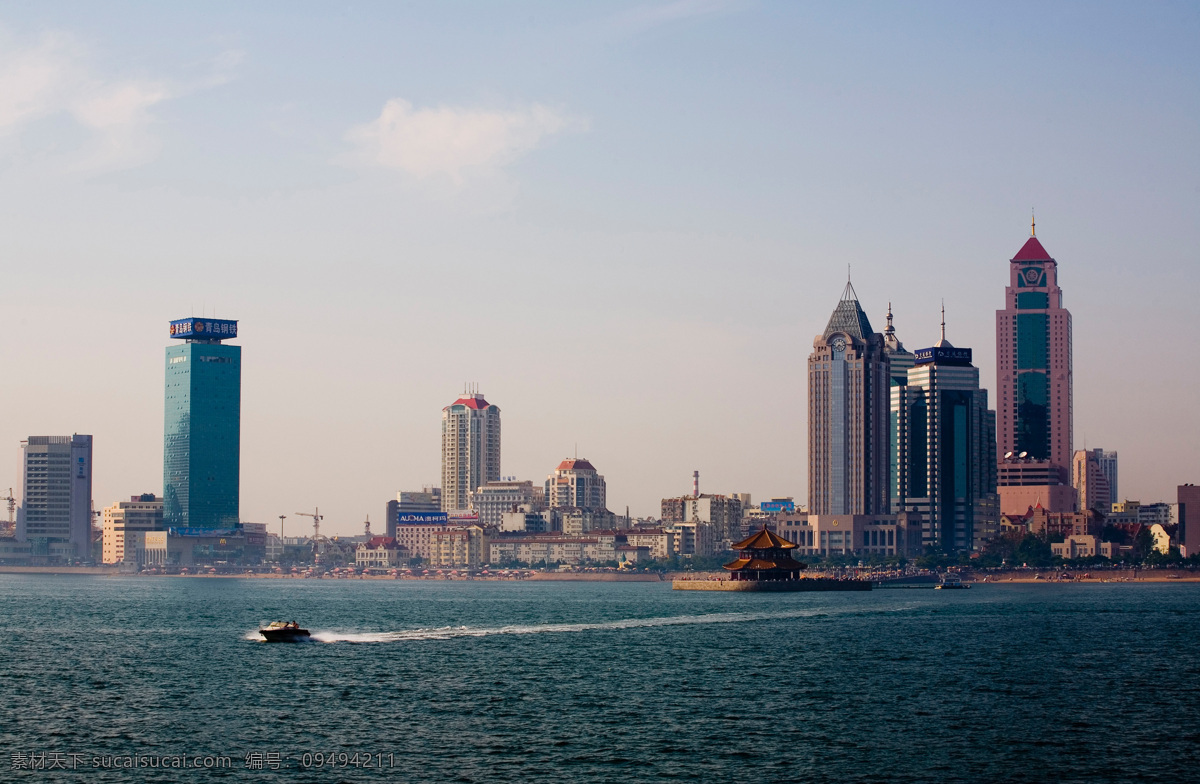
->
0 565 1197 583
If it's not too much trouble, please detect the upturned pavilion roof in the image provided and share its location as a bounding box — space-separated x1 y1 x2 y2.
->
731 526 799 551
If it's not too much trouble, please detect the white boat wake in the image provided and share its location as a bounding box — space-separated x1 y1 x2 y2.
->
303 607 853 644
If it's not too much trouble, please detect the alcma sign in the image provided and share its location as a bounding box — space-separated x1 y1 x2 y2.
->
169 318 238 341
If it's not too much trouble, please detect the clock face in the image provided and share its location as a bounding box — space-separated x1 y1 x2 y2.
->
832 338 847 351
1020 267 1044 287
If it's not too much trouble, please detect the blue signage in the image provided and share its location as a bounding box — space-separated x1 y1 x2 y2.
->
168 527 242 538
169 318 238 340
397 512 448 525
761 499 795 514
914 346 973 365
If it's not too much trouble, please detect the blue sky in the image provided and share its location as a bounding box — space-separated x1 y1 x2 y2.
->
1 1 1197 532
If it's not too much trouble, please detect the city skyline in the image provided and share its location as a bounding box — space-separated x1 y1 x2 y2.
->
2 3 1197 533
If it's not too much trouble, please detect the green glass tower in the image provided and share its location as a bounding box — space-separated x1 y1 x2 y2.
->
163 318 241 530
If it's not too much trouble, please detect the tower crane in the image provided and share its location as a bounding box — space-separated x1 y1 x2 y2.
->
295 508 324 565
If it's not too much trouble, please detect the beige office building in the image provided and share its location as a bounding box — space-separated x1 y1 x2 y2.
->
102 494 164 564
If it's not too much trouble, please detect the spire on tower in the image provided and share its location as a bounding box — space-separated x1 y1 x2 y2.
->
885 302 895 337
940 300 946 342
1031 209 1036 237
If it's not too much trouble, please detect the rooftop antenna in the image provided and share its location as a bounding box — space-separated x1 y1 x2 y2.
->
940 300 946 342
1031 208 1036 237
885 302 895 337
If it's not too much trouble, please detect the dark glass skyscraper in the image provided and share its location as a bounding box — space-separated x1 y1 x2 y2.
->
163 318 241 529
892 323 998 552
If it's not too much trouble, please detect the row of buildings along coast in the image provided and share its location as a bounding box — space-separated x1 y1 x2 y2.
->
1 226 1196 568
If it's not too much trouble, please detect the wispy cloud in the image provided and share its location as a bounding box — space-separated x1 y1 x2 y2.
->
343 98 583 183
0 27 239 173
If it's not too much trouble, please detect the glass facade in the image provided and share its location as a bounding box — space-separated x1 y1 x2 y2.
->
163 342 241 529
1016 292 1049 310
829 347 847 515
892 354 997 553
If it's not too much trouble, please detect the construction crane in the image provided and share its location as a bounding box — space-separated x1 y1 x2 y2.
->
295 508 324 565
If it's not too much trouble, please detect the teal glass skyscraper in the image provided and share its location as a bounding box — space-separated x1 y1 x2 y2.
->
163 318 241 530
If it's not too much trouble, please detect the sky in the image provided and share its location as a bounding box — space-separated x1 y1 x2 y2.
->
1 1 1197 536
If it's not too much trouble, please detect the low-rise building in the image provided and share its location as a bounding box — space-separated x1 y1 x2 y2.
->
469 480 540 528
624 529 673 560
665 520 716 558
143 525 266 567
489 534 603 566
616 545 651 566
557 506 616 535
429 525 490 568
1051 535 1132 561
774 513 923 558
355 536 407 568
1025 506 1102 540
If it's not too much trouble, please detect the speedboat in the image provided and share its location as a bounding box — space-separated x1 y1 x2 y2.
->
259 621 311 642
935 576 970 590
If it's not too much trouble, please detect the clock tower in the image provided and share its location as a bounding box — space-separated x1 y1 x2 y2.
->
994 223 1075 513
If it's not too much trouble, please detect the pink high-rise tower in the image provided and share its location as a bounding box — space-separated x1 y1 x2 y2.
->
995 221 1074 512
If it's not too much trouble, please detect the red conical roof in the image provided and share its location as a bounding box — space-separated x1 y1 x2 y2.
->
1012 237 1053 262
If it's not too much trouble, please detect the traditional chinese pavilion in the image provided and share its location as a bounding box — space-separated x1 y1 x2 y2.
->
723 526 806 581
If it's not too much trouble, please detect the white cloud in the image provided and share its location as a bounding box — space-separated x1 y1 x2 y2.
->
344 98 582 182
0 27 238 172
0 31 80 131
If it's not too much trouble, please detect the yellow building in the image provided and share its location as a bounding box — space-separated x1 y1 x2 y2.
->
101 495 163 565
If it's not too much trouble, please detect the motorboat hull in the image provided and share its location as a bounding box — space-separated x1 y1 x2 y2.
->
259 627 311 642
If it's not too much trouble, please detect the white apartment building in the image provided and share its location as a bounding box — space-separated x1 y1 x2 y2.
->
545 459 607 511
469 479 538 527
441 391 501 512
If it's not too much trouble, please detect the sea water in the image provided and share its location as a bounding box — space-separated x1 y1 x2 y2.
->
1 575 1198 782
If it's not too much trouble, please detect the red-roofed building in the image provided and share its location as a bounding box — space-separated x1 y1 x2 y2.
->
545 457 607 515
355 536 407 568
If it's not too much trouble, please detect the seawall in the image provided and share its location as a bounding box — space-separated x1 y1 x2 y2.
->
673 579 872 592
